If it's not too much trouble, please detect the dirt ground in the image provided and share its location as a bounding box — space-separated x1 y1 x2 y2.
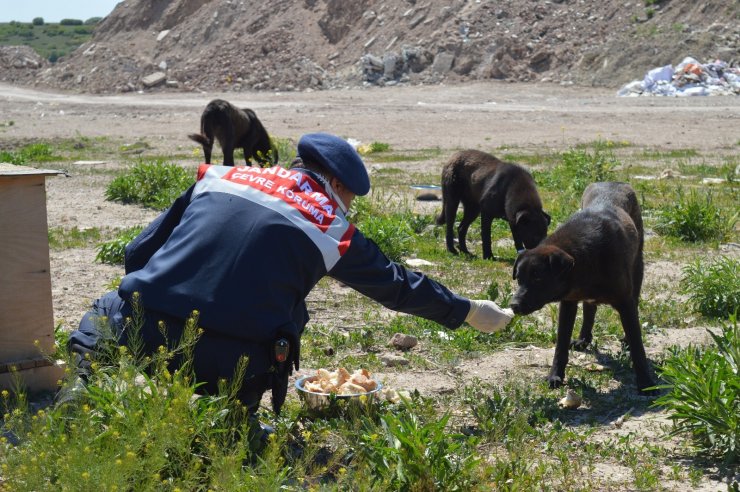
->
1 81 738 489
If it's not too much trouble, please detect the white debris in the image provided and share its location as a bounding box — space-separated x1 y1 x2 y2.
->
618 56 739 97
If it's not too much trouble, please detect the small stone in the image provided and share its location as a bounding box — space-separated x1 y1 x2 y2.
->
380 353 410 367
390 333 418 350
558 389 582 409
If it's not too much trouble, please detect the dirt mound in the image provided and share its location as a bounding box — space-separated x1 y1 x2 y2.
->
0 46 49 86
5 0 740 94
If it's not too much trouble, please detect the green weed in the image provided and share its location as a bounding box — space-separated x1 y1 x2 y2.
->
96 227 144 265
652 316 740 464
681 256 739 319
654 189 737 242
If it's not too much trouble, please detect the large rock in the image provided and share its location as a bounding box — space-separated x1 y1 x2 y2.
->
141 72 166 87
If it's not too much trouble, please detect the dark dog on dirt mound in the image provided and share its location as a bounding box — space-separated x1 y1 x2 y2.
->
436 149 550 259
188 99 277 166
510 181 657 394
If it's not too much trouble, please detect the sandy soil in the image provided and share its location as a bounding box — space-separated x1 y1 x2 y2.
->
1 81 737 489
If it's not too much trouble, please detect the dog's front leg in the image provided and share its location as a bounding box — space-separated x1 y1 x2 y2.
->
571 301 596 350
480 212 494 260
615 301 656 394
509 222 524 253
549 300 578 388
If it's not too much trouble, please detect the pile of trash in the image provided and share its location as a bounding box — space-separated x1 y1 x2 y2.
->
617 57 740 97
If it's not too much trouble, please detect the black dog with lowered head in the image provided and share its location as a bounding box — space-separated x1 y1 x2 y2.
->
188 99 277 166
436 149 550 259
510 181 656 394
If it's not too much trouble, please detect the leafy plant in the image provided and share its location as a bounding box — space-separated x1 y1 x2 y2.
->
655 189 737 242
652 316 740 464
680 256 739 318
105 160 194 209
359 396 480 490
96 226 144 265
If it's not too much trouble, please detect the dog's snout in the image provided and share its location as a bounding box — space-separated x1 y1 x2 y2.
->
509 300 523 315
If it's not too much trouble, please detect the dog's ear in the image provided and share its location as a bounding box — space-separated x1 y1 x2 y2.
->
515 210 529 225
549 248 574 277
512 252 524 280
543 211 552 226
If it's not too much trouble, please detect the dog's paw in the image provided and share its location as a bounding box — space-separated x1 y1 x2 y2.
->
546 374 564 389
570 338 591 351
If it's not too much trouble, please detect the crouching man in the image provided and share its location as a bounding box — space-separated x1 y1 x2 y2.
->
69 132 513 440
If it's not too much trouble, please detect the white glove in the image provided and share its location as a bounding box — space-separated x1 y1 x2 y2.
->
465 299 514 333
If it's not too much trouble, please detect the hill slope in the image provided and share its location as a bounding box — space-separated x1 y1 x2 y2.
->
3 0 739 93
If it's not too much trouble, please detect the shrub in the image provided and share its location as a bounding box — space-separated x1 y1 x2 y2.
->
96 227 144 265
105 160 195 210
32 17 44 26
59 18 83 26
652 316 740 464
681 256 739 319
655 189 736 242
85 17 103 25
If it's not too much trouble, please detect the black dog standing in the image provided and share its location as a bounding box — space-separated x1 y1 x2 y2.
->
510 182 656 394
437 149 550 259
188 99 277 166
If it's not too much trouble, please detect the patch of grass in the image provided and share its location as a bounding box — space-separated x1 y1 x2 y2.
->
680 256 739 319
0 21 94 61
654 189 737 243
640 148 699 160
576 139 633 151
366 147 442 163
96 227 144 265
0 142 57 165
48 226 102 250
652 316 740 465
105 160 195 210
356 214 413 263
533 143 618 216
0 310 264 490
358 141 391 155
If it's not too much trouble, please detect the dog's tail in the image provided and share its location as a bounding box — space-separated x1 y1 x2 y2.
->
188 133 212 147
435 209 445 225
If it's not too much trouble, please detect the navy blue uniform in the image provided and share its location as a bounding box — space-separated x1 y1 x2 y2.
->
71 164 470 411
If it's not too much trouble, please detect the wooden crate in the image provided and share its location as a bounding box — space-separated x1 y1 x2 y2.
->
0 163 66 392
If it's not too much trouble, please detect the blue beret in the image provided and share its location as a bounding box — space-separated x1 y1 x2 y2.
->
297 132 370 196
